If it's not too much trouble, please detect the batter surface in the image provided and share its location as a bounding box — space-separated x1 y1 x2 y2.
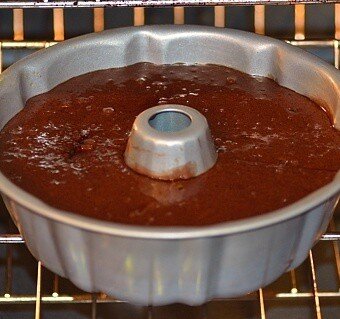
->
0 63 339 226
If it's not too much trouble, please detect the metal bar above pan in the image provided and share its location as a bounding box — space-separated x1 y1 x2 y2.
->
0 232 339 244
0 0 337 9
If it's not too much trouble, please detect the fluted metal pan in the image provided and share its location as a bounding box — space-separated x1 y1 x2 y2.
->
0 26 339 306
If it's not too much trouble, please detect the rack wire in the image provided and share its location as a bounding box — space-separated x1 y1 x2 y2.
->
0 3 340 319
0 0 338 7
0 226 339 318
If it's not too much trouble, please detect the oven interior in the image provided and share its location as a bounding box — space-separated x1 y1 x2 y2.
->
0 3 339 319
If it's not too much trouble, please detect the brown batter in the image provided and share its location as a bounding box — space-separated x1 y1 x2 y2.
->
1 63 339 226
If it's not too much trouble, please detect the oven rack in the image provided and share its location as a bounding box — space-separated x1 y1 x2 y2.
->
0 3 340 319
0 4 339 45
0 0 338 8
0 225 339 319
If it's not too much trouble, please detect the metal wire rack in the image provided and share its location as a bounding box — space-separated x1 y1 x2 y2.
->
0 222 339 318
0 2 340 319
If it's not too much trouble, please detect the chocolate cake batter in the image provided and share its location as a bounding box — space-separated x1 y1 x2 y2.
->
1 63 339 226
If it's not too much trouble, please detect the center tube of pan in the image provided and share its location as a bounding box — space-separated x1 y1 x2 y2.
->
124 104 218 180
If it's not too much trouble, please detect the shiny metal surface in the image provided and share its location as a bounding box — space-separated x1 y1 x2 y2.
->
0 203 339 319
125 104 217 180
0 26 339 305
0 212 339 319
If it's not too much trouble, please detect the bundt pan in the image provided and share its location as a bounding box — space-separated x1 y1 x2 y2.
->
0 26 339 306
